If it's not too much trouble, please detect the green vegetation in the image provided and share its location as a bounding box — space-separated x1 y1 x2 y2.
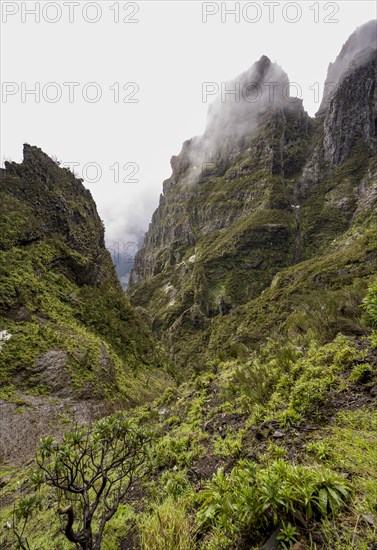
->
139 497 194 550
196 460 351 543
0 147 167 412
3 280 376 548
129 119 377 375
364 280 377 327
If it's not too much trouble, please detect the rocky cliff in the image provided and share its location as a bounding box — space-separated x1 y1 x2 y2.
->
129 22 377 372
0 145 167 463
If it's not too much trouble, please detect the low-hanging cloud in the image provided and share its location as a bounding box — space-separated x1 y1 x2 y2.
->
169 55 297 187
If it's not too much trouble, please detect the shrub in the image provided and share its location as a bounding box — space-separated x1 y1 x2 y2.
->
277 408 302 428
288 335 358 414
213 430 243 458
276 521 299 549
13 414 153 550
231 359 277 405
306 441 331 461
262 442 287 461
349 362 373 383
290 374 336 414
287 289 364 344
156 470 193 501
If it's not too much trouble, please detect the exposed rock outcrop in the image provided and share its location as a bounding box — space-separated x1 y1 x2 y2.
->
129 22 377 371
0 146 167 463
317 19 377 116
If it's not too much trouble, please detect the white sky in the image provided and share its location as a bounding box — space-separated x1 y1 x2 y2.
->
1 1 376 252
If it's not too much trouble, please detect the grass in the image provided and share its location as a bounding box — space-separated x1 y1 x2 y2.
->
139 497 194 550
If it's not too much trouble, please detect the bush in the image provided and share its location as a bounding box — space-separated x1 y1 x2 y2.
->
306 441 331 461
349 362 373 383
196 459 351 545
287 289 364 344
288 335 359 414
153 470 193 501
231 359 277 405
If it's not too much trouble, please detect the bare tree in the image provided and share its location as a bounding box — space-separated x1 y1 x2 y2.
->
14 414 153 550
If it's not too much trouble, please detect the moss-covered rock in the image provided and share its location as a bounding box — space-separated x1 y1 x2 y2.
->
0 145 168 463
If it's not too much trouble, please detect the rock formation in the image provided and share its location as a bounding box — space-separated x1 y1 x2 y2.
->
129 22 377 372
0 145 166 463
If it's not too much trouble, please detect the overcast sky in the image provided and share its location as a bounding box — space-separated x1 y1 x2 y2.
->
1 1 376 258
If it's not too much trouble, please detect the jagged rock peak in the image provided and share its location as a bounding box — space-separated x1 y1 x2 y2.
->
5 143 53 170
22 143 61 167
255 54 272 70
1 144 107 284
4 144 84 188
205 55 292 141
164 55 305 187
3 143 93 203
317 19 377 116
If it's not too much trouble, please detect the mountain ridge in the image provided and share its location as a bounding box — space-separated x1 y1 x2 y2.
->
129 21 377 372
0 145 168 463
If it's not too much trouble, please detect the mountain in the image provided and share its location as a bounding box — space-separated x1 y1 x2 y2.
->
129 22 377 373
1 22 377 550
0 145 168 464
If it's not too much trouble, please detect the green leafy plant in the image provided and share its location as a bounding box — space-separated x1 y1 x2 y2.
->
231 359 277 405
263 442 287 461
278 408 302 428
306 441 331 461
156 470 192 501
196 459 351 545
276 521 299 549
349 362 373 383
312 468 351 516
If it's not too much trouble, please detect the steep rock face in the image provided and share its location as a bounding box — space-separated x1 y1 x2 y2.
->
321 50 377 167
317 19 377 116
0 146 167 464
129 24 377 371
129 58 312 365
131 56 310 284
2 145 109 286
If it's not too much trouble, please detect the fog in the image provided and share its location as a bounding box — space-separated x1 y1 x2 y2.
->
180 55 293 184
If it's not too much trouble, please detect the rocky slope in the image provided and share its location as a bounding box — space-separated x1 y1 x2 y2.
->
129 21 377 372
0 145 167 464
